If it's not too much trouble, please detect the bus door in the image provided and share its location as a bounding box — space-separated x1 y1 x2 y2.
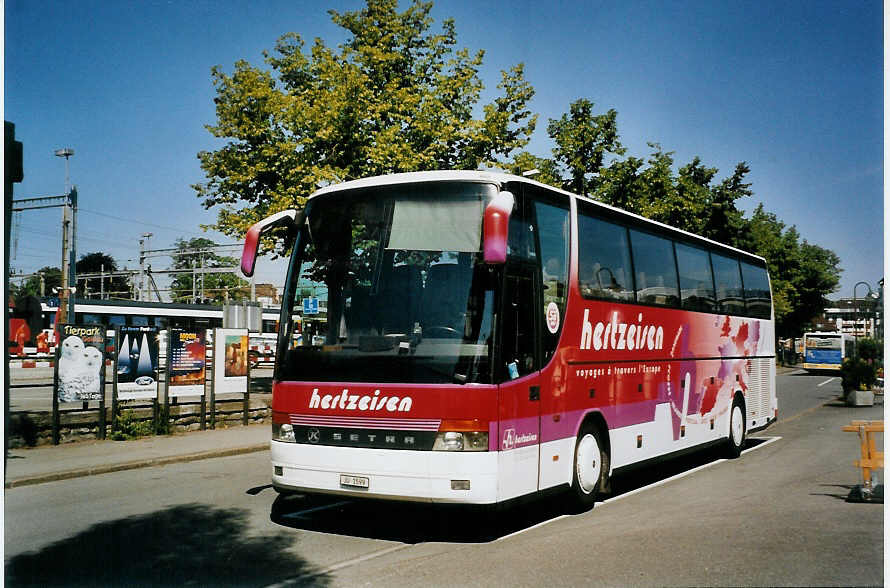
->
497 266 542 500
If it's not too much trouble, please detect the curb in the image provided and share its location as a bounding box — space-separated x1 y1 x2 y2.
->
5 443 269 489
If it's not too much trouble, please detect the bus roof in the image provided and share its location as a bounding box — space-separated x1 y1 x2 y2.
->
308 170 767 265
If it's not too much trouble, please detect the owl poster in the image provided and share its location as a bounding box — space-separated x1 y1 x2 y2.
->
55 324 106 403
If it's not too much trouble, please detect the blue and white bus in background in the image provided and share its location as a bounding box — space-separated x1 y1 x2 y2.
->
802 331 853 372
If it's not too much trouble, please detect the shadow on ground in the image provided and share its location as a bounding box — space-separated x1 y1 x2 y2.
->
6 504 327 587
270 440 767 544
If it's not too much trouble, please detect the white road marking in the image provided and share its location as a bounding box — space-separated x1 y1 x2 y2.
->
817 378 837 387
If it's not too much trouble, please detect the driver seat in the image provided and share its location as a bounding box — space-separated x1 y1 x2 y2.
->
421 263 472 335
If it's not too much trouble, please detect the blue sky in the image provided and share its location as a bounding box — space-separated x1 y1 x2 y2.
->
5 0 883 300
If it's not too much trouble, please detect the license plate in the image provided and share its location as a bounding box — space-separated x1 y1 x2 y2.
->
340 474 370 489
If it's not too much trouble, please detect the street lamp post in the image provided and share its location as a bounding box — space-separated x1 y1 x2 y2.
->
55 148 76 323
853 281 873 360
54 148 74 193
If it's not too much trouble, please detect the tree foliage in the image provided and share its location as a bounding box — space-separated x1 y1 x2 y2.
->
169 238 249 304
742 205 841 336
76 252 132 299
547 99 624 197
195 0 536 254
11 266 61 298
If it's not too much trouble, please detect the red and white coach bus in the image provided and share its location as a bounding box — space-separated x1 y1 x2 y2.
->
241 170 776 508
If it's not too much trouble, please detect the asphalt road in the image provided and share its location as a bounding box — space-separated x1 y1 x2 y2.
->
4 373 883 587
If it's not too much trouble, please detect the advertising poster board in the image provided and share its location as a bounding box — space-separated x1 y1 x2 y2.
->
214 328 248 394
55 324 106 403
117 325 160 400
168 328 207 397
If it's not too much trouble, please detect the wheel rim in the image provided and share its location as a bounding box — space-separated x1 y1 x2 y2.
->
576 433 601 494
731 405 744 447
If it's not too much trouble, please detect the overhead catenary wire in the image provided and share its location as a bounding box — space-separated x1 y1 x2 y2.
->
79 208 219 240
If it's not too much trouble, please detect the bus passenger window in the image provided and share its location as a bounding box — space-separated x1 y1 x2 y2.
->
676 242 716 313
712 254 745 315
577 212 634 302
535 200 570 360
629 229 679 307
741 261 772 319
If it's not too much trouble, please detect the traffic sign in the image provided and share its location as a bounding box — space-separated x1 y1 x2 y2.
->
303 297 319 315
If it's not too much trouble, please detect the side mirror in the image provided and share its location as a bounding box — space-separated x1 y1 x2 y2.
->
240 209 305 277
483 191 514 264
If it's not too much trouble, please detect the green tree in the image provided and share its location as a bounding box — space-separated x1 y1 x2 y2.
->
743 205 842 337
195 0 536 253
76 252 132 299
10 266 61 298
169 238 249 304
595 155 645 213
788 241 842 331
499 151 563 188
701 162 751 247
547 99 624 196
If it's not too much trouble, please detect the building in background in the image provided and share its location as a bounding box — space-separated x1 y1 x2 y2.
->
811 296 883 339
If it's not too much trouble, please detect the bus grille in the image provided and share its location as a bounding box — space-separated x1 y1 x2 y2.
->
746 358 773 424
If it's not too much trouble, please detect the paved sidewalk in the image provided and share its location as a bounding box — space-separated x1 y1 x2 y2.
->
5 423 270 488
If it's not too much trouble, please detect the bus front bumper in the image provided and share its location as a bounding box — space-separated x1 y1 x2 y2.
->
270 441 500 504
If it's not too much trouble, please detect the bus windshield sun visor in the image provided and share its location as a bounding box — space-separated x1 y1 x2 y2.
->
241 209 304 278
386 195 483 252
483 190 514 264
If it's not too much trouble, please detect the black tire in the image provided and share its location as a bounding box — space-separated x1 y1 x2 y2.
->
726 397 746 459
569 423 609 511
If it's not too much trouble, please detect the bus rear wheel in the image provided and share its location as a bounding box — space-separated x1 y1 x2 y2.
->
570 424 608 512
726 398 746 458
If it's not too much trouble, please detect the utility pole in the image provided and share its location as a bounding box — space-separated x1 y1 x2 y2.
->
59 203 70 322
57 190 78 324
199 251 206 302
138 233 153 301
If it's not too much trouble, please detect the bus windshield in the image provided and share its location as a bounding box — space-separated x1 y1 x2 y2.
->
278 181 499 385
806 335 841 350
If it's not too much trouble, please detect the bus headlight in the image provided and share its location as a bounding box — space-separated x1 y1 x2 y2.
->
273 423 296 443
433 431 488 451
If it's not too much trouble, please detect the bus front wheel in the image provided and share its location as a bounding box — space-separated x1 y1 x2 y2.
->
570 424 608 511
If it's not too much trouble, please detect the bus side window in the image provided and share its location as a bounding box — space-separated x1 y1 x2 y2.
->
506 193 536 263
534 200 570 360
740 261 771 319
577 211 634 302
676 242 716 313
629 229 680 307
711 254 745 315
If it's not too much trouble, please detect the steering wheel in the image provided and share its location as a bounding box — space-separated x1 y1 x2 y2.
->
425 326 461 339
